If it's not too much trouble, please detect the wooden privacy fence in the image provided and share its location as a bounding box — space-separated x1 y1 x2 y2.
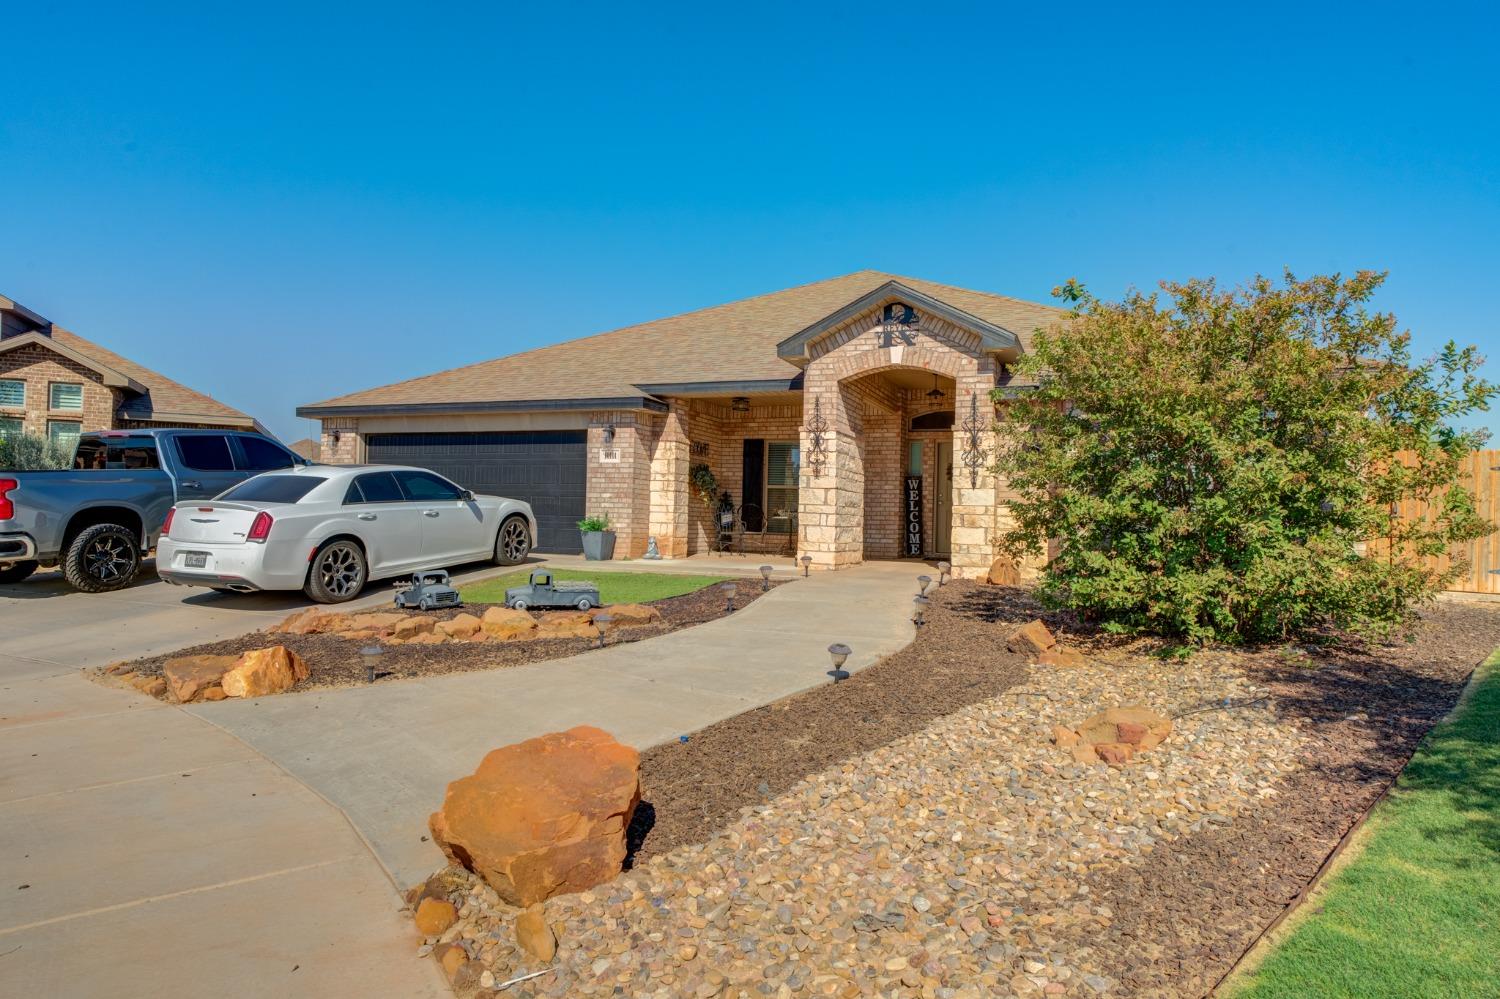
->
1384 449 1500 595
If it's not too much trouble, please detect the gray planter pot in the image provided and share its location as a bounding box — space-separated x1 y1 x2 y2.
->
581 530 616 561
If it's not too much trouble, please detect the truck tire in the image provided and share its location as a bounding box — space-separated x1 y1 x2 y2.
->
494 516 532 566
304 540 368 604
0 560 38 584
510 598 529 611
575 596 593 611
63 524 141 593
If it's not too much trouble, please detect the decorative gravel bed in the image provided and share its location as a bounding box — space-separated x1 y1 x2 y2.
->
415 584 1500 999
106 580 781 693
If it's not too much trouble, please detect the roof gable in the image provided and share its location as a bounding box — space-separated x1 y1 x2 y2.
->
0 331 147 392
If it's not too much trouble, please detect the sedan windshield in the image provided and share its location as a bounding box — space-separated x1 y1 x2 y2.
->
218 475 326 504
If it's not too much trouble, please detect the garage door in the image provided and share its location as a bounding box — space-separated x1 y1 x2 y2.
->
365 430 587 554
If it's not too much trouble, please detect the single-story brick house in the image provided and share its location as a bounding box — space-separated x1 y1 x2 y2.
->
298 271 1065 577
1 294 260 440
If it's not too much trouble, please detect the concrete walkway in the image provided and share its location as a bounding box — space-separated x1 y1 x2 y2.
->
187 561 920 888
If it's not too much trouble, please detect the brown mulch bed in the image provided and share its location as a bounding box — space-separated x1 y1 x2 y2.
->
112 581 781 693
1045 599 1500 999
629 579 1045 862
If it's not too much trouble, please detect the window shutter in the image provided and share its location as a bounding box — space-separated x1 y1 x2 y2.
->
741 439 764 531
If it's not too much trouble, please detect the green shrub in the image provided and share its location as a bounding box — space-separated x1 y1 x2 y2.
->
0 430 75 470
576 515 611 533
993 271 1496 644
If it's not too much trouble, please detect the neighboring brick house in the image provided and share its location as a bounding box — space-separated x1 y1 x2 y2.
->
298 272 1065 578
0 294 259 443
287 438 322 462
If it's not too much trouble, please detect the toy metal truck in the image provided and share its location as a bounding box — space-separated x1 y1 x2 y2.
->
393 569 463 610
505 569 600 611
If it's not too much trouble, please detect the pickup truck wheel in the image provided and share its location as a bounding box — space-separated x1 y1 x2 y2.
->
494 516 532 566
0 560 38 584
63 524 141 593
304 540 367 604
575 597 593 611
510 598 529 611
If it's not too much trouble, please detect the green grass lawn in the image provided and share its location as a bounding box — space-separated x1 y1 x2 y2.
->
459 568 731 606
1227 650 1500 999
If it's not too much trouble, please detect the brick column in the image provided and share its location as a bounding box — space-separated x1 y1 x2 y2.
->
320 418 361 464
798 382 864 570
586 412 652 558
648 400 691 558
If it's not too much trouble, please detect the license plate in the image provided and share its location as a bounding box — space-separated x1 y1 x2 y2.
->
184 552 208 569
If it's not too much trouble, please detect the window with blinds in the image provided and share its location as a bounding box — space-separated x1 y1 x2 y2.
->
0 379 24 408
49 382 84 411
765 441 800 534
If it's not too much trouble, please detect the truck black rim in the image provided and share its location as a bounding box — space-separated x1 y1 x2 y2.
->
85 535 134 581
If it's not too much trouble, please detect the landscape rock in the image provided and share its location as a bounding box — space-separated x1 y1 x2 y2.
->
428 725 641 907
436 942 467 982
593 603 662 626
135 676 167 698
515 904 557 962
481 606 537 641
986 556 1021 586
1059 705 1174 766
405 632 448 646
268 607 344 635
1007 619 1057 656
535 611 598 640
162 654 239 703
437 613 483 640
391 616 436 641
338 611 407 636
413 897 458 936
1037 647 1088 668
201 687 228 702
220 646 309 698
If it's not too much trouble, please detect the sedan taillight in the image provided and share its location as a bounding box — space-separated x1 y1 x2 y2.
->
162 508 176 537
246 511 274 543
0 478 15 521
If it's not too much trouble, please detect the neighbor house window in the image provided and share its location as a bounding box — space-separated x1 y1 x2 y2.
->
48 420 82 446
765 441 800 533
0 379 24 408
0 417 22 437
49 382 84 411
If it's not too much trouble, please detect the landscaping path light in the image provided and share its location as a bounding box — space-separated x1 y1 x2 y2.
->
912 595 930 626
827 642 851 682
722 581 738 613
593 613 613 648
360 645 383 684
800 554 812 577
917 574 932 596
759 565 774 591
937 561 951 585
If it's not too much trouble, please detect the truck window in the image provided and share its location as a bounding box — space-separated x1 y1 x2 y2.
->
73 436 160 470
174 435 235 471
236 435 296 471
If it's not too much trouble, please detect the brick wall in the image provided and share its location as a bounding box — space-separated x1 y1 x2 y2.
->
585 410 655 558
0 342 119 436
319 418 361 463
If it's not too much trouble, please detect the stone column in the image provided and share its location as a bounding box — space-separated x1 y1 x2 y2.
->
648 399 691 558
798 382 864 570
586 412 652 559
948 379 1000 579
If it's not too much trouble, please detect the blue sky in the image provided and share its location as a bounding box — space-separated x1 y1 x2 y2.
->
2 1 1497 443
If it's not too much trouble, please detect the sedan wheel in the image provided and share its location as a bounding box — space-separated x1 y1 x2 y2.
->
494 516 532 566
305 541 368 603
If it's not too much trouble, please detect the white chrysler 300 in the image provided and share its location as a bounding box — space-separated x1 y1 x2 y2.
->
156 464 537 602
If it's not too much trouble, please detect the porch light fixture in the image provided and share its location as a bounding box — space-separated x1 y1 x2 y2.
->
926 374 945 401
593 614 614 648
759 565 773 591
360 645 383 684
937 561 951 585
827 642 851 682
721 581 738 613
912 595 930 626
602 422 616 444
731 396 751 413
800 554 812 577
917 574 932 596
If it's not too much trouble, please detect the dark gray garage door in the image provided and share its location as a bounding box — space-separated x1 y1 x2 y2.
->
365 430 587 554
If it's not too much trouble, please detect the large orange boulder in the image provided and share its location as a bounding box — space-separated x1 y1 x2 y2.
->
986 557 1021 586
162 654 239 703
428 726 641 908
594 603 661 626
534 612 597 640
269 607 344 635
221 646 309 698
1007 619 1056 656
481 606 537 641
437 613 483 640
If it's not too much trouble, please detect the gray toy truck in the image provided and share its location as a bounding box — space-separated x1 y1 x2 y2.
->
393 569 463 611
505 569 600 611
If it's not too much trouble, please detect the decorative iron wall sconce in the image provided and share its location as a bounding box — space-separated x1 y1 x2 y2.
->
805 397 829 477
959 393 989 488
602 422 616 444
731 396 751 413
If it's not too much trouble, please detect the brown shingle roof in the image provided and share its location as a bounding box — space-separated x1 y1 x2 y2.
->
299 271 1065 415
47 326 257 427
288 437 322 461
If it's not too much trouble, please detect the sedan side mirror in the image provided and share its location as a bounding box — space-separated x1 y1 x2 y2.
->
459 489 475 502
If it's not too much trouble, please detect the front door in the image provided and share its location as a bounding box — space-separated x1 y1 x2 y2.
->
935 440 953 555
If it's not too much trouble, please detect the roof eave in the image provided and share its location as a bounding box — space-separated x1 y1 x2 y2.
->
296 396 670 419
0 331 148 393
775 280 1022 362
633 376 804 398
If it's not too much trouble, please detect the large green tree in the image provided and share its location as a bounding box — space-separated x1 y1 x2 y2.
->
992 271 1496 643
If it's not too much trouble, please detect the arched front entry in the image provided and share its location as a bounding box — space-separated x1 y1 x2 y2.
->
793 305 1010 578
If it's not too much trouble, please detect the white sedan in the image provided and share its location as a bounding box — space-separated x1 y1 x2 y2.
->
156 464 537 602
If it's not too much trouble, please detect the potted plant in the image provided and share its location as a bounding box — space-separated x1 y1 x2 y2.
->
578 515 616 561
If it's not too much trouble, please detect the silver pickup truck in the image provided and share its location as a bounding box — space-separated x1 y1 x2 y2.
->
0 429 304 592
